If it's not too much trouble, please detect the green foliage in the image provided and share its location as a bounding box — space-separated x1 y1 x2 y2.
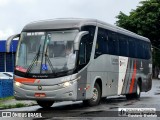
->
116 0 160 46
0 96 14 102
0 103 26 109
116 0 160 68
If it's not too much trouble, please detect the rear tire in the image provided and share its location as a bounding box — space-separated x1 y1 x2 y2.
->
126 82 141 100
83 82 101 106
37 100 54 108
132 82 141 98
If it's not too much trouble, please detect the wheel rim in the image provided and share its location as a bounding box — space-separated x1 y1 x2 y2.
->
137 84 140 95
92 87 98 101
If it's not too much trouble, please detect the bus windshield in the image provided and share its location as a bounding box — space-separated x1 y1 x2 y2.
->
15 30 79 74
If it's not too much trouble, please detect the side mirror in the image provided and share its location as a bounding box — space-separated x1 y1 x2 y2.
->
74 31 88 50
6 34 20 53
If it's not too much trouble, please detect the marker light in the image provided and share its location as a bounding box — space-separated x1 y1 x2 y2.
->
15 81 22 87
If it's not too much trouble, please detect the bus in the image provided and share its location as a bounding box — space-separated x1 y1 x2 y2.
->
6 18 152 108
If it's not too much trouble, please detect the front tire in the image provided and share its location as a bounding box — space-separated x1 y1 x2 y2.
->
83 83 101 106
37 100 54 108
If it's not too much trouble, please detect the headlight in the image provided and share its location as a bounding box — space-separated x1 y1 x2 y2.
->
15 81 22 87
59 76 81 88
63 82 72 87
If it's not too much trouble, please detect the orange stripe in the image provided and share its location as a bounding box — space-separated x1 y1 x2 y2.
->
129 60 137 93
15 77 36 83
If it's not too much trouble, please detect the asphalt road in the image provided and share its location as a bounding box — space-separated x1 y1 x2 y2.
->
1 79 160 120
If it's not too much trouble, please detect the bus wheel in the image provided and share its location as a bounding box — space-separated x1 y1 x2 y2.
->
37 100 54 108
126 82 141 99
133 82 141 98
83 82 101 106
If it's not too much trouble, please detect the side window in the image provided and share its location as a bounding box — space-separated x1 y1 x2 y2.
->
81 25 96 62
107 31 118 55
147 43 151 59
135 40 152 59
119 34 128 57
142 42 145 59
144 42 151 59
128 38 136 58
95 28 108 58
136 40 143 59
79 36 86 65
78 34 95 70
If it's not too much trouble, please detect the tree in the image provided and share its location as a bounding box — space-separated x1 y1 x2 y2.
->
116 0 160 78
116 0 160 44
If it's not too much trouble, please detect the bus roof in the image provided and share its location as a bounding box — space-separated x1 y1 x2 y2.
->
22 18 150 42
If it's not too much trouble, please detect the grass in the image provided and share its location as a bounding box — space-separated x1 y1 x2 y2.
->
0 96 14 101
0 96 28 109
0 96 37 109
0 103 27 109
0 96 36 109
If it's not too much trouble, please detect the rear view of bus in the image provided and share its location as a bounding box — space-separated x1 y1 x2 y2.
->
7 18 152 108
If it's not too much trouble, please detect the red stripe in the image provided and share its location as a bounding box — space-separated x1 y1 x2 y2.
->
129 60 137 93
15 77 36 83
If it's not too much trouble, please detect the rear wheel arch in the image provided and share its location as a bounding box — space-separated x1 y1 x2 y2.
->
126 77 141 100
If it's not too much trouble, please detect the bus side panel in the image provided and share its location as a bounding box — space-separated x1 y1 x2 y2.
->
121 58 152 95
121 58 134 94
76 67 89 100
88 55 119 97
118 56 129 95
139 58 152 92
87 55 108 97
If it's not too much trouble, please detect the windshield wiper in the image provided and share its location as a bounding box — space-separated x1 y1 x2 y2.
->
26 45 41 74
44 45 55 74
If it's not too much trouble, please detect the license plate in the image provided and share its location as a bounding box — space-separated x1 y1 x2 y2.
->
34 93 46 97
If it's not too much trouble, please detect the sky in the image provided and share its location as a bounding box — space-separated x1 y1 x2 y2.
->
0 0 143 40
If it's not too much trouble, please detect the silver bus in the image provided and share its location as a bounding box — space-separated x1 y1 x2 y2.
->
7 18 152 108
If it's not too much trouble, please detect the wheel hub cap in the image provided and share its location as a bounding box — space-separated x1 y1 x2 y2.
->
92 88 98 101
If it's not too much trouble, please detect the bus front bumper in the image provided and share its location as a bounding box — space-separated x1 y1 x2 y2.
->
14 80 78 101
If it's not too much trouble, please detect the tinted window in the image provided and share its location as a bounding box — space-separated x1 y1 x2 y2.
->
107 31 119 55
81 26 96 62
119 34 128 56
95 28 108 58
135 40 151 59
136 40 143 58
128 38 136 58
78 35 93 68
94 27 151 59
78 26 96 69
81 25 95 44
79 38 86 64
143 42 151 59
